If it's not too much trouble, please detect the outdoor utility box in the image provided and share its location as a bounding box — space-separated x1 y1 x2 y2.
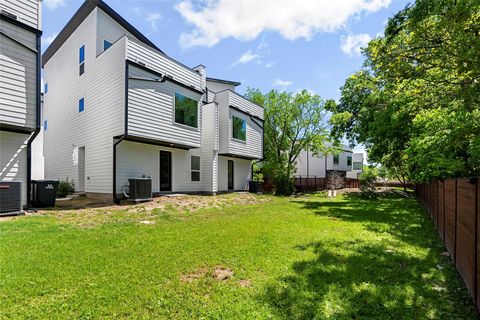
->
128 178 152 202
0 182 22 215
31 180 59 208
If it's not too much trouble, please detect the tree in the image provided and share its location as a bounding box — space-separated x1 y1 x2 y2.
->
328 0 480 183
246 89 330 195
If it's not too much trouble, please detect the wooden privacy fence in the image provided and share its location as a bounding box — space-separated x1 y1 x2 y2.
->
415 177 480 310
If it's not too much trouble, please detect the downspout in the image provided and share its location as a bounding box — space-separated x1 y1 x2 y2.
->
26 31 42 209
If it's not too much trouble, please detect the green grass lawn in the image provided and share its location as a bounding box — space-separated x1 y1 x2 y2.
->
0 192 477 319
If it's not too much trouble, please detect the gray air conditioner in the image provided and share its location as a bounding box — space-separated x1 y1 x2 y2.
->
128 178 152 202
0 182 22 215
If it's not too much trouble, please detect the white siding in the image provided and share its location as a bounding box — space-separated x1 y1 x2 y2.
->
326 151 353 172
95 9 133 56
117 140 214 193
126 37 202 91
127 65 202 148
0 0 41 30
0 131 29 205
0 20 37 130
206 80 235 93
215 90 263 159
43 9 126 193
295 150 327 177
200 103 218 192
218 156 251 191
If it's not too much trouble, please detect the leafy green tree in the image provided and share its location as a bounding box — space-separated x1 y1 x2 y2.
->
328 0 480 183
246 89 330 195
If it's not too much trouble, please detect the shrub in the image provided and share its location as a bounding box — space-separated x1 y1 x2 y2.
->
359 167 377 199
57 178 75 198
252 163 264 183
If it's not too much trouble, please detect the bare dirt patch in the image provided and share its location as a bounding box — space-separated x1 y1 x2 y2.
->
237 279 252 287
35 193 270 227
180 267 209 283
212 266 234 280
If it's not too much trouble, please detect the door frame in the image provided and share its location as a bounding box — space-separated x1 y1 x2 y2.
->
228 160 234 190
159 150 172 192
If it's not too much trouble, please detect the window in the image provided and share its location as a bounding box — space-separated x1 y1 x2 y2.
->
174 93 198 128
191 156 200 181
44 83 48 94
333 155 339 165
79 98 85 113
79 45 85 76
103 40 112 51
353 162 363 170
232 115 246 141
347 156 352 166
43 120 47 130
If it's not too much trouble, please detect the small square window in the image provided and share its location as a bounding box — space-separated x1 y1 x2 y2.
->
103 40 112 50
79 45 85 64
44 83 48 94
43 120 47 130
79 98 85 112
347 156 352 166
175 93 198 128
191 156 200 181
232 115 246 141
79 63 85 76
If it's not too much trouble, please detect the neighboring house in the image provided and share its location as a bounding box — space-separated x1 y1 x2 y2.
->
346 153 364 179
295 145 362 178
41 0 263 202
0 0 42 208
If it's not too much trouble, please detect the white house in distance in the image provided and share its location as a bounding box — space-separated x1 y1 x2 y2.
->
295 144 363 178
346 152 364 179
0 0 42 209
41 0 263 202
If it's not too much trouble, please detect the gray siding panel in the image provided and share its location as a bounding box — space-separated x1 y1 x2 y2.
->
0 25 37 129
127 65 202 148
0 0 40 30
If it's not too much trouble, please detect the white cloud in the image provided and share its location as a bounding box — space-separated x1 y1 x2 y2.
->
265 62 275 68
176 0 391 48
273 79 293 87
42 33 58 47
134 7 162 32
340 33 371 57
44 0 65 10
231 50 260 67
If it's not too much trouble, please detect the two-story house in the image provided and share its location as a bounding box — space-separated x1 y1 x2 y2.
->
0 0 42 209
295 144 362 179
42 0 263 202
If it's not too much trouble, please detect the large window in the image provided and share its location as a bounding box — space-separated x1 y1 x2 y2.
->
347 156 352 166
79 45 85 76
174 93 198 128
232 116 246 141
353 162 363 170
191 156 200 181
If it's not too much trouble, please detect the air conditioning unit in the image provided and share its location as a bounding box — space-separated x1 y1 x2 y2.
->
0 182 22 215
128 178 152 202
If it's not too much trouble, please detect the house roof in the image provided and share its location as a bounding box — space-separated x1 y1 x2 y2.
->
42 0 164 67
206 77 241 87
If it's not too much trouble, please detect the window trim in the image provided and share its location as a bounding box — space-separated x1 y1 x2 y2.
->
191 155 200 182
232 115 247 142
78 98 85 113
173 92 199 130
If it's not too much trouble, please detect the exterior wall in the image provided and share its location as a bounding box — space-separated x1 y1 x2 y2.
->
295 150 327 177
347 152 364 178
200 103 218 193
215 90 263 159
326 151 353 172
218 156 251 191
206 80 235 93
0 19 37 130
0 131 29 205
43 9 126 193
116 140 214 193
127 65 202 148
96 9 134 56
126 37 202 91
0 0 41 30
